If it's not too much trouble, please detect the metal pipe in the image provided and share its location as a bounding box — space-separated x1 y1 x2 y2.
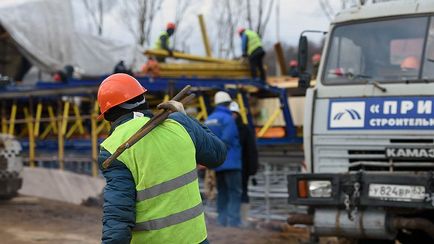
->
61 101 70 135
8 103 17 135
58 101 65 170
48 105 58 134
392 217 434 239
236 93 248 125
198 14 212 57
257 107 281 137
24 107 35 167
287 214 314 225
144 50 238 64
34 102 43 137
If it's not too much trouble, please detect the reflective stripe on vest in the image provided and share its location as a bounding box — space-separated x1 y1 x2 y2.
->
137 168 198 201
245 29 262 55
133 203 204 231
154 31 170 49
100 117 207 244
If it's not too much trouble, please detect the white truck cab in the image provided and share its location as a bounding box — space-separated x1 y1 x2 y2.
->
288 1 434 243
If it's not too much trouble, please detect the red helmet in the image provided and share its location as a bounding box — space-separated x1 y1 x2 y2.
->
289 60 298 67
400 56 420 70
237 27 245 35
312 54 321 63
97 74 147 120
166 22 176 30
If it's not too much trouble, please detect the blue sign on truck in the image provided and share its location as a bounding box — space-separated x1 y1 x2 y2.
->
328 97 434 130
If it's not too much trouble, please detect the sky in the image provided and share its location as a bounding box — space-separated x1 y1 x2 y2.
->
78 0 342 57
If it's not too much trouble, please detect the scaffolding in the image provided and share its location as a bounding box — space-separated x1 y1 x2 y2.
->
0 77 304 178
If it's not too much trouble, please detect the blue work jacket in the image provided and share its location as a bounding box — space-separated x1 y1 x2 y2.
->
205 106 242 172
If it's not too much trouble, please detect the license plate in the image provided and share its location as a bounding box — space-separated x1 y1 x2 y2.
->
368 184 426 202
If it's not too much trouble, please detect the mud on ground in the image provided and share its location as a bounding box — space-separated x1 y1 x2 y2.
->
0 196 308 244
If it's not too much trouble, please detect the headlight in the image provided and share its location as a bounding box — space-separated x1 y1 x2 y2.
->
308 180 332 198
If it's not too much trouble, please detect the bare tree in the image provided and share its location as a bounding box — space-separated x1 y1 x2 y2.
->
82 0 104 35
172 0 191 49
245 0 275 37
212 0 244 58
119 0 164 47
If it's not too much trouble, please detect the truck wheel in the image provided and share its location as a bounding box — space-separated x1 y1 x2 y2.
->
0 192 17 201
397 230 433 244
338 238 394 244
357 240 394 244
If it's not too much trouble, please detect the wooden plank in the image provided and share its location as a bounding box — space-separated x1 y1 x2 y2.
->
274 42 287 75
145 49 240 64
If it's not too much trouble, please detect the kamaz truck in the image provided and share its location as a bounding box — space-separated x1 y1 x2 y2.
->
287 1 434 243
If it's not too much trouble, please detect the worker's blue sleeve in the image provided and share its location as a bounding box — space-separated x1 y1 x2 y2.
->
169 112 226 168
99 148 136 244
241 34 248 56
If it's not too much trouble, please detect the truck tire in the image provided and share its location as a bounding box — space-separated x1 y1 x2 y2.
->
0 192 17 201
397 230 433 244
338 238 394 244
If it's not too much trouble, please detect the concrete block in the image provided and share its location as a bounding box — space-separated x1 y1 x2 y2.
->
19 167 105 205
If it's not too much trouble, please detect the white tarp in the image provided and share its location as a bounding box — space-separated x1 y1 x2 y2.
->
0 0 145 76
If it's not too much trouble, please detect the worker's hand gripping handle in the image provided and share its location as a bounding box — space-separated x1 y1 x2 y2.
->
101 85 193 169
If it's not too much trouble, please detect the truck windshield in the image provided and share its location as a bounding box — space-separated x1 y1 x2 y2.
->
323 16 434 84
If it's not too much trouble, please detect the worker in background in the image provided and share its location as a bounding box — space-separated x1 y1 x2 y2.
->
238 28 267 84
229 101 258 227
205 91 242 227
289 59 299 77
154 22 176 63
312 53 321 79
400 55 420 71
97 73 226 244
113 60 133 76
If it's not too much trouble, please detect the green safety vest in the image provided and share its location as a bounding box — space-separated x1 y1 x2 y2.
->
245 29 262 55
101 116 207 244
154 31 170 50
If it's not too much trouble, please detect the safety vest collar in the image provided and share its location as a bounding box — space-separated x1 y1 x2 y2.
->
109 110 154 134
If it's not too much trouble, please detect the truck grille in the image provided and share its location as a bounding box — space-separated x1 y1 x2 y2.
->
314 136 434 173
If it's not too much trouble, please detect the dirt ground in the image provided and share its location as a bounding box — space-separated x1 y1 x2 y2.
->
0 196 307 244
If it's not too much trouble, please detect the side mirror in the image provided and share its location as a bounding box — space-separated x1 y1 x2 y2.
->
298 36 308 73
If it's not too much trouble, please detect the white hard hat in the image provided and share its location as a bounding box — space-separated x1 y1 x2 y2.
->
214 91 232 105
229 101 240 113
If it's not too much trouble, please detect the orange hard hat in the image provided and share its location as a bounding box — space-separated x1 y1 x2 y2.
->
97 73 147 120
400 56 420 70
237 27 245 35
289 60 298 67
312 54 321 63
166 22 176 30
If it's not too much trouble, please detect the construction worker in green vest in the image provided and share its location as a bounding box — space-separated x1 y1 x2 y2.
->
97 73 226 243
238 28 267 84
154 22 176 62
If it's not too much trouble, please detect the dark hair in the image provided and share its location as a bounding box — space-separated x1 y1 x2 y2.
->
104 94 148 122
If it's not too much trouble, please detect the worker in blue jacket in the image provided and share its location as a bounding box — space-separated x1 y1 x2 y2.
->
204 91 242 227
97 74 226 243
